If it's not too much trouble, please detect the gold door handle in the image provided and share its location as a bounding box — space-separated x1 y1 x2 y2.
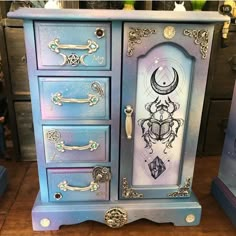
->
48 38 99 54
58 167 111 192
55 140 99 152
52 92 99 106
124 105 133 139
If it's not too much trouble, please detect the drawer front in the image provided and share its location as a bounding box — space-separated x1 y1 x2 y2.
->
48 168 110 201
44 126 109 163
14 102 36 161
5 27 29 95
35 22 110 70
39 77 110 120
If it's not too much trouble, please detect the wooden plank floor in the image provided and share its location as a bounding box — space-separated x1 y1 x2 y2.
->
0 156 235 235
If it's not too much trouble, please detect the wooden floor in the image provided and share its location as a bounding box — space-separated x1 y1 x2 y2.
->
0 156 235 235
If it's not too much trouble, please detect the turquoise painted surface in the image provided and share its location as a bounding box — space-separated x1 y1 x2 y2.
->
43 126 109 163
47 168 110 201
39 77 110 120
35 22 110 70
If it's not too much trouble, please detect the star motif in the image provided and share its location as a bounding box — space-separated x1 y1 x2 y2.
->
66 53 81 66
46 130 61 143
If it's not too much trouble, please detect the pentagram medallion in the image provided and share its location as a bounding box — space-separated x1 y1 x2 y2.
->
46 130 61 143
67 53 81 66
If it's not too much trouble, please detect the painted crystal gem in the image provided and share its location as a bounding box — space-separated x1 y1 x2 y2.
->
56 141 65 152
88 94 99 106
148 156 166 179
90 141 99 151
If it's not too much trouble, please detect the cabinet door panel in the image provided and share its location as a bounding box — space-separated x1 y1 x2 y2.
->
132 43 193 186
120 22 214 199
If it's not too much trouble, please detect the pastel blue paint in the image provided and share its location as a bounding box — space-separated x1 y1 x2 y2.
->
39 77 110 120
8 9 229 230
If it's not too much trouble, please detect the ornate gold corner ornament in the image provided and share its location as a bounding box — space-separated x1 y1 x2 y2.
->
127 27 157 56
122 178 143 198
183 29 209 59
105 207 128 228
168 177 191 197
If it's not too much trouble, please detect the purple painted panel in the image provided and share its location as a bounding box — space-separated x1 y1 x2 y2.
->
133 43 193 186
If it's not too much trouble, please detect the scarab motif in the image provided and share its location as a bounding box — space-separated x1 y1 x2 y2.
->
138 96 184 154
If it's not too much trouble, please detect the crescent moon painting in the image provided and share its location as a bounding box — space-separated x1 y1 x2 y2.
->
150 67 179 95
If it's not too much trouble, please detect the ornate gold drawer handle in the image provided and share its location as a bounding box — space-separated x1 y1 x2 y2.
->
124 105 133 139
58 166 111 192
55 140 99 152
48 38 99 54
52 92 99 106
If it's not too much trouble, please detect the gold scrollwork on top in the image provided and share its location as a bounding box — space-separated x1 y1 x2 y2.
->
183 29 209 59
168 177 191 197
127 27 157 57
122 178 143 199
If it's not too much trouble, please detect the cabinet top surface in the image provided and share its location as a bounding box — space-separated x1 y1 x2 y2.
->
8 8 229 23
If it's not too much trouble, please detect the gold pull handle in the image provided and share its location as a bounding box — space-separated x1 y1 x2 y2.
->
52 92 99 106
55 140 99 152
58 167 111 192
124 105 133 139
48 38 99 54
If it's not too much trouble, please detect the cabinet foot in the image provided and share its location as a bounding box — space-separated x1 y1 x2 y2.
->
32 192 201 231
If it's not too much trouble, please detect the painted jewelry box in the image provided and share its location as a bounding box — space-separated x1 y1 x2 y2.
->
8 9 228 230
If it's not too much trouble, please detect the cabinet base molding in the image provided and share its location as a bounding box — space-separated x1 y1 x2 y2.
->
32 192 201 231
211 177 236 226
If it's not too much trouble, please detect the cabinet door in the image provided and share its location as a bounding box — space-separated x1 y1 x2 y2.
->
120 22 214 199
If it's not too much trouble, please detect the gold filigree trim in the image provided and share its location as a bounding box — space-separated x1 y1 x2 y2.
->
122 178 143 198
168 177 191 197
183 29 209 59
127 27 157 56
105 207 128 228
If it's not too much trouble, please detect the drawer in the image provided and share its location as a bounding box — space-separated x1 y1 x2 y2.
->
43 126 109 163
35 22 111 70
14 102 36 161
39 77 110 120
48 167 110 201
5 27 29 95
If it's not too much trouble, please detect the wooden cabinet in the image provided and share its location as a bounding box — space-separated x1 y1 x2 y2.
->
8 8 228 231
198 24 236 156
0 19 36 161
